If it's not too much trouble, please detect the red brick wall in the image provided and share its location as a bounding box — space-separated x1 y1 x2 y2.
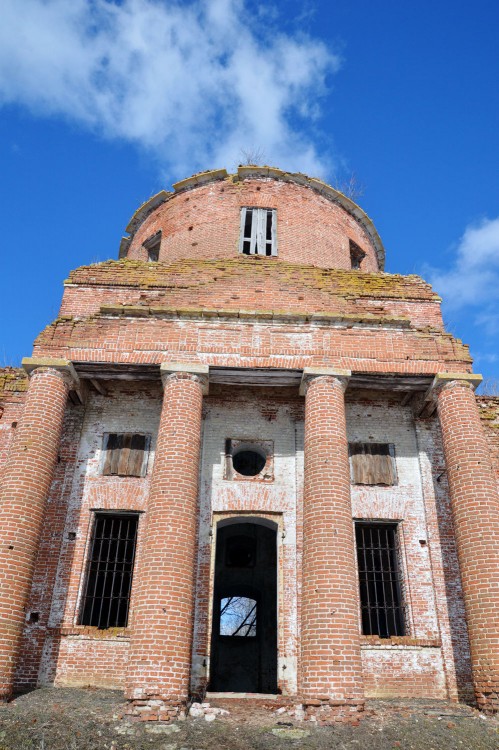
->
52 634 129 689
59 258 445 332
33 313 470 377
361 646 447 698
126 178 380 272
477 396 499 486
0 369 28 486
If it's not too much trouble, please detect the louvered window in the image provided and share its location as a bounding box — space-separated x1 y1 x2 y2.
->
349 443 397 485
356 522 406 637
101 433 150 477
80 513 139 628
239 207 277 256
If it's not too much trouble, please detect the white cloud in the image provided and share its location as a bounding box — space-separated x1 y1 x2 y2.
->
0 0 340 177
427 217 499 326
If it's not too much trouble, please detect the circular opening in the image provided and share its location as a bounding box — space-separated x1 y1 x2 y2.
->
232 447 266 477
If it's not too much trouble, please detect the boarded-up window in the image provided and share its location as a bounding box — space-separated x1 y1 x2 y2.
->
101 433 150 477
349 443 397 485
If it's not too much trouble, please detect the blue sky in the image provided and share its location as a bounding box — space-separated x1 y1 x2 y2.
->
1 0 498 389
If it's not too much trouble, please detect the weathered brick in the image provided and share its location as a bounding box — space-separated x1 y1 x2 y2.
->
0 168 496 716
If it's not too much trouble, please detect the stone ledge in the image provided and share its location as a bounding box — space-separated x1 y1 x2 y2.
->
300 366 351 396
47 626 130 640
432 372 483 390
173 169 228 192
99 303 412 328
22 357 79 386
160 362 209 394
125 190 171 234
361 636 441 648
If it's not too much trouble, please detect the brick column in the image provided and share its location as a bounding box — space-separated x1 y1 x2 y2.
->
126 363 208 722
0 357 76 700
434 372 499 713
300 368 364 720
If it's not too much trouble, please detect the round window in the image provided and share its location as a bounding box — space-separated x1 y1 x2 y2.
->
232 447 266 476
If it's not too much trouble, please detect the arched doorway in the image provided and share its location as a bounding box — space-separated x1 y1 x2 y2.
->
209 521 278 693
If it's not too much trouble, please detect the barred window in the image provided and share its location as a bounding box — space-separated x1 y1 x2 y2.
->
349 443 397 485
101 433 150 477
239 207 277 256
355 522 405 637
79 513 139 629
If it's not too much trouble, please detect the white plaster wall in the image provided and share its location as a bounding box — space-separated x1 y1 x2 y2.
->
347 399 440 638
347 398 447 696
192 396 301 695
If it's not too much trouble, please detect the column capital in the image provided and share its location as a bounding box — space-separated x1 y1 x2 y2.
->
430 371 482 398
22 357 79 388
300 367 351 396
160 362 209 394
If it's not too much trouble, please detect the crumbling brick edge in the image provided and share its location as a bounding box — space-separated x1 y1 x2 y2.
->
126 696 366 725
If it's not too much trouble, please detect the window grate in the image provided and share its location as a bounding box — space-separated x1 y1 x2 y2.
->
80 513 139 629
355 523 405 637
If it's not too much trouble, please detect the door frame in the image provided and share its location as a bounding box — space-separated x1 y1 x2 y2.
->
206 512 283 693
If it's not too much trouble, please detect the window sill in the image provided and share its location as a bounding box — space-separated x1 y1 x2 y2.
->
49 626 130 640
360 636 440 648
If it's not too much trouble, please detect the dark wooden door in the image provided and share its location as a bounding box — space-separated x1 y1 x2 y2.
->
209 523 277 693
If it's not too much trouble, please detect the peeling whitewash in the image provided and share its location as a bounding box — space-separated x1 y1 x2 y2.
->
30 386 468 700
192 395 301 695
347 397 463 698
38 384 162 688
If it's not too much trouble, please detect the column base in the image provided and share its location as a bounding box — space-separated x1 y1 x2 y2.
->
0 686 13 703
476 689 499 715
126 697 187 722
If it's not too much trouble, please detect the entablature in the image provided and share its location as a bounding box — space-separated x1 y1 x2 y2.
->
72 361 435 395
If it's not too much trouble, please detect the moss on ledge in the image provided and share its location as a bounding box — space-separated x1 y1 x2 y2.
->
0 367 28 396
65 258 439 302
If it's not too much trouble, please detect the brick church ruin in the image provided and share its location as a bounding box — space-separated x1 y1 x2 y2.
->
0 166 498 721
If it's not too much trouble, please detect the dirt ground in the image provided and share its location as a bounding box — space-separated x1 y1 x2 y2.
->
0 688 498 750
